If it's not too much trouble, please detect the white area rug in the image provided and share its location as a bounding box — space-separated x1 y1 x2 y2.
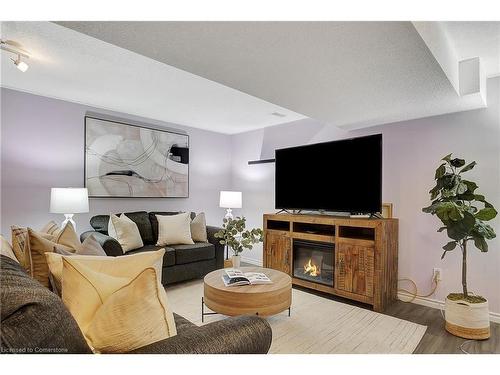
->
166 279 427 354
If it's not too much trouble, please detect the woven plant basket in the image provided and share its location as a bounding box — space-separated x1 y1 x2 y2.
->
445 296 490 340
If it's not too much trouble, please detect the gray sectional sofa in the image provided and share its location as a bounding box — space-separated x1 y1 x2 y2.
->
0 255 273 354
80 211 224 285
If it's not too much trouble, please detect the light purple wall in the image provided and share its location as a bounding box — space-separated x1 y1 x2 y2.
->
0 88 233 236
231 77 500 315
2 79 499 315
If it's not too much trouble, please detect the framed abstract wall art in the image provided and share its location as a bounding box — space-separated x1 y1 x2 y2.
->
84 116 189 198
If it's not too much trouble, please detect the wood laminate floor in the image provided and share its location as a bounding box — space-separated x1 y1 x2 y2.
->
385 300 499 354
240 262 499 354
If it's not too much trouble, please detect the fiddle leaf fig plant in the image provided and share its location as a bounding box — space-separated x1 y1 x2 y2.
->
214 217 263 256
422 154 497 301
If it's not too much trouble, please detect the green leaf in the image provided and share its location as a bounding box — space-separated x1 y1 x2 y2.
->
472 236 488 252
446 212 475 241
441 241 458 259
460 161 476 174
442 241 457 251
457 193 475 201
434 201 464 222
434 164 446 180
442 153 453 162
429 185 440 200
475 207 498 221
450 158 466 168
472 221 496 240
422 202 441 214
463 180 478 193
474 194 485 201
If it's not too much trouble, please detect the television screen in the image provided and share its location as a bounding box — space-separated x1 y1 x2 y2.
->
275 134 382 213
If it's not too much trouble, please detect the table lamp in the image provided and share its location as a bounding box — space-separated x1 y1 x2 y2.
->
50 188 89 229
219 191 242 220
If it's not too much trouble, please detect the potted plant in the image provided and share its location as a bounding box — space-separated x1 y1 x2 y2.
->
422 154 497 339
214 217 263 268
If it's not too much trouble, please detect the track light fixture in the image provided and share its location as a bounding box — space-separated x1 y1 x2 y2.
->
1 40 30 72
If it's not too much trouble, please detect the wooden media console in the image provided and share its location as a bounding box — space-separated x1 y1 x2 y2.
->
263 213 398 312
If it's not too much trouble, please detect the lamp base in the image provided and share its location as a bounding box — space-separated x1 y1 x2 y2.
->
61 214 76 229
224 208 234 220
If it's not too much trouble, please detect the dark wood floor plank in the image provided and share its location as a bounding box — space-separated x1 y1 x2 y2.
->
385 300 499 354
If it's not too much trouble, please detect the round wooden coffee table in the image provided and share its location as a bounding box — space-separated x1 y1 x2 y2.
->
202 267 292 321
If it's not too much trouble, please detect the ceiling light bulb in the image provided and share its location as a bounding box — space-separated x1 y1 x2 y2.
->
15 59 29 72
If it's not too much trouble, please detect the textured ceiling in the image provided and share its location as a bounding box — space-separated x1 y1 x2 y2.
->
0 22 305 134
57 21 490 130
442 21 500 78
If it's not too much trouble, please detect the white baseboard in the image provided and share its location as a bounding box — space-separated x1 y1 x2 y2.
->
240 256 263 266
398 291 500 324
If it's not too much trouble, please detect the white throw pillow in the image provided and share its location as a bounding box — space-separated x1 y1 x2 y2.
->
191 212 208 242
108 214 144 253
156 212 195 246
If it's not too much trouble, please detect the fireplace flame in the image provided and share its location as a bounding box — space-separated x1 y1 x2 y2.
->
304 259 321 277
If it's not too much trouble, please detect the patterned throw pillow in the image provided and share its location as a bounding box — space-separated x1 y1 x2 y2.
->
26 228 74 288
11 225 56 278
40 220 61 236
60 249 177 353
10 222 83 288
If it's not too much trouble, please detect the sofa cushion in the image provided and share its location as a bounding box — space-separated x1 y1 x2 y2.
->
125 245 176 267
173 313 196 332
0 255 92 354
89 214 110 234
90 211 155 245
149 211 196 244
172 242 215 265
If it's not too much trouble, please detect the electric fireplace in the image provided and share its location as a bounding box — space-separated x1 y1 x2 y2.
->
293 240 334 286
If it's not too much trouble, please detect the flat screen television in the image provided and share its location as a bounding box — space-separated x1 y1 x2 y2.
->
275 134 382 213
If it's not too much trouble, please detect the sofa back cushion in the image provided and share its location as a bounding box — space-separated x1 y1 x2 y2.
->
90 211 155 245
0 255 92 354
149 212 196 244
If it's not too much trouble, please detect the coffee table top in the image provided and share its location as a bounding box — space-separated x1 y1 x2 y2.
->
204 266 292 294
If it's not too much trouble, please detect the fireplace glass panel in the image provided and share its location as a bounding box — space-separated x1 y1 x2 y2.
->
293 240 334 286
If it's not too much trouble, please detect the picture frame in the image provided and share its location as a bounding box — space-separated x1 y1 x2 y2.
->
84 116 189 198
381 203 393 218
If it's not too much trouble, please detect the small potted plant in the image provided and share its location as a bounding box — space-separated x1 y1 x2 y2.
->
214 217 263 268
422 154 497 339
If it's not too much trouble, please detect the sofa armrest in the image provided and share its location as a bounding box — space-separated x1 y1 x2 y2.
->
80 231 123 257
207 225 225 268
128 315 272 354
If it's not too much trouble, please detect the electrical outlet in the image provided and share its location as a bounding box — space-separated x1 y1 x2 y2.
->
433 268 442 281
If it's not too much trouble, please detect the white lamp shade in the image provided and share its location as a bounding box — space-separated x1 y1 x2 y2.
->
50 188 89 214
219 191 242 209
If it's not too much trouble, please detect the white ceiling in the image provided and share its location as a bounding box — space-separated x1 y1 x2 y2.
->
2 21 499 135
57 21 498 131
442 21 500 78
0 21 305 134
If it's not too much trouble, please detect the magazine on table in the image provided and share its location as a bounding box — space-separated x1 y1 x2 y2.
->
222 268 273 287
